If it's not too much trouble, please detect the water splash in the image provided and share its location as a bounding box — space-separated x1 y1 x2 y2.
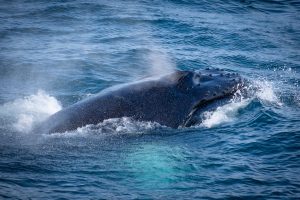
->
254 80 282 106
0 90 61 133
199 79 282 128
44 117 166 138
201 98 250 128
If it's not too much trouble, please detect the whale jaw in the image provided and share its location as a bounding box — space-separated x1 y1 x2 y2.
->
179 68 244 127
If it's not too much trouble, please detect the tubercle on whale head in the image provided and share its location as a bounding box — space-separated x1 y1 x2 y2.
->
190 68 244 101
167 68 244 96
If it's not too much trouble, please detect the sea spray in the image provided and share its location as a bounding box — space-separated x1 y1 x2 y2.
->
0 90 61 133
146 49 176 76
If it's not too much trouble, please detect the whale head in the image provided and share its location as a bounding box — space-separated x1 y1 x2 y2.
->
168 68 244 127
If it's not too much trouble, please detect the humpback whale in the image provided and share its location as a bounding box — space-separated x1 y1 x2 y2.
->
35 68 243 133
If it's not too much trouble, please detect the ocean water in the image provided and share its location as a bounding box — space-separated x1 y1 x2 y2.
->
0 0 300 199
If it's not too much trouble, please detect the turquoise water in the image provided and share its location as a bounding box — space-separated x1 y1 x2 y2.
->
0 0 300 199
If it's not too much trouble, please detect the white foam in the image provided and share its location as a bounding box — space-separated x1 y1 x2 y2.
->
198 78 283 128
0 90 62 133
45 117 165 138
254 80 282 106
200 97 250 128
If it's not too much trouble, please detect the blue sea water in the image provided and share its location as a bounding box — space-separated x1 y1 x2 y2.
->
0 0 300 199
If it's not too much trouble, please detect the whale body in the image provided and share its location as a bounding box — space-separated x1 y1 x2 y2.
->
35 68 243 133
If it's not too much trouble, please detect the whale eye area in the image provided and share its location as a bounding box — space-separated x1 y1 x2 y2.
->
192 74 201 86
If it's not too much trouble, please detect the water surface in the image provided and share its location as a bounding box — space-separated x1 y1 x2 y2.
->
0 0 299 199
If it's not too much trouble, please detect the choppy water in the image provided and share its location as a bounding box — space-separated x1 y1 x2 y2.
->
0 0 300 199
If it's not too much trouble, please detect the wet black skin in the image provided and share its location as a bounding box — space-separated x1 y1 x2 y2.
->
36 68 243 133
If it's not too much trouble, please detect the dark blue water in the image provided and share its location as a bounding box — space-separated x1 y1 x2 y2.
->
0 0 300 199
